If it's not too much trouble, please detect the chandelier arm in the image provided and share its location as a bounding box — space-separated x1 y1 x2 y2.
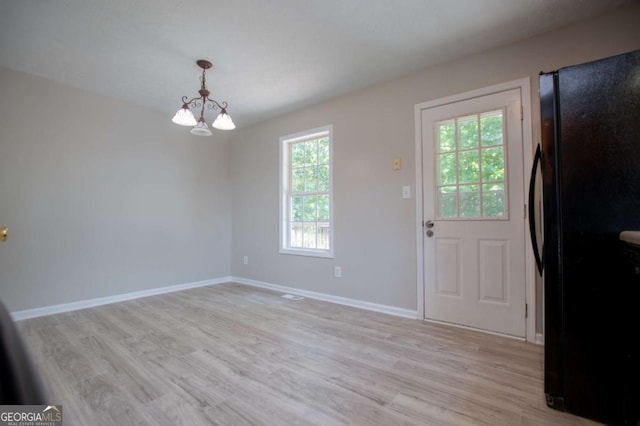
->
205 97 229 111
182 95 204 107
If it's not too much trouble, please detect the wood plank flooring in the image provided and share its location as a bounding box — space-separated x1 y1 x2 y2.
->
17 283 599 425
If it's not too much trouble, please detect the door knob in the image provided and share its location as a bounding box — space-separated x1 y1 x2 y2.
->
425 220 434 228
1 227 7 242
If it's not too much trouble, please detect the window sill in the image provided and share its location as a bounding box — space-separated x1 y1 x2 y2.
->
279 248 334 259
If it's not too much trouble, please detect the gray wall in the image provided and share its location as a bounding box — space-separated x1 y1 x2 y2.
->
2 4 639 325
0 68 231 311
229 3 640 331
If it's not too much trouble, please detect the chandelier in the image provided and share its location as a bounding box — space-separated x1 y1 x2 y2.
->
171 59 235 136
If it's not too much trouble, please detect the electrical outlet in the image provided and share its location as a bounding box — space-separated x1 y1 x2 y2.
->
243 256 248 265
334 266 342 278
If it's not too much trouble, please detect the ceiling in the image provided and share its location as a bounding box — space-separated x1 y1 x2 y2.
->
0 0 630 128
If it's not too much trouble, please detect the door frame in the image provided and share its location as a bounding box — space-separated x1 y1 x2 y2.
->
414 78 537 343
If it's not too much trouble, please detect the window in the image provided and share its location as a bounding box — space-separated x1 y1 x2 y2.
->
435 109 508 219
280 125 333 257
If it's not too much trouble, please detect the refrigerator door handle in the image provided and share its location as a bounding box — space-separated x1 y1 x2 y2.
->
528 144 544 275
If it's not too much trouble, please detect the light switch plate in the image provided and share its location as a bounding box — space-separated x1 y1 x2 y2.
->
402 186 411 199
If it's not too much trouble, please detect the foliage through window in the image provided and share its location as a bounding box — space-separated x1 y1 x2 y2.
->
280 126 333 257
435 110 508 219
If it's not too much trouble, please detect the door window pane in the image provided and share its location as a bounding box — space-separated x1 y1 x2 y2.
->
437 121 456 153
482 183 505 217
458 115 478 150
481 147 504 182
458 150 479 183
439 186 458 218
459 185 480 217
439 153 457 185
481 111 503 147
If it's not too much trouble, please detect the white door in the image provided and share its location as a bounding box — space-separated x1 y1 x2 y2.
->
422 88 526 337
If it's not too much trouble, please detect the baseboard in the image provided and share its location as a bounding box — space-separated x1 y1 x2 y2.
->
12 275 419 321
424 318 526 341
11 276 232 321
231 276 418 319
423 319 544 345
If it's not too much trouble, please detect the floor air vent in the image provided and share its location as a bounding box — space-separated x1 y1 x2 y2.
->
281 294 305 300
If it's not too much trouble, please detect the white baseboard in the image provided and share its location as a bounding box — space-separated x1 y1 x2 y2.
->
11 276 232 321
424 318 526 341
423 320 544 345
12 275 419 322
231 276 418 319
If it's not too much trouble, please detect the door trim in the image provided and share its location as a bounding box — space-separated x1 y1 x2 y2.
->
414 78 537 343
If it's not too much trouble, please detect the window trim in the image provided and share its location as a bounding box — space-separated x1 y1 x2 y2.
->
279 125 334 258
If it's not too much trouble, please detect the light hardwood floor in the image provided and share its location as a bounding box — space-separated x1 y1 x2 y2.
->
18 283 598 425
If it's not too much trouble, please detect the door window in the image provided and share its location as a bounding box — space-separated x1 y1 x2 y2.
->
435 109 507 219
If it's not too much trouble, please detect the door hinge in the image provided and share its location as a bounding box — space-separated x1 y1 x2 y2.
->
520 104 524 121
524 204 527 219
525 303 528 318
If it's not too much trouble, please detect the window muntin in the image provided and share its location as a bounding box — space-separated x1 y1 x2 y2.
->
435 110 508 219
280 126 333 257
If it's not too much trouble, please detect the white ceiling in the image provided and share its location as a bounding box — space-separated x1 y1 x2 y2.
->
0 0 630 128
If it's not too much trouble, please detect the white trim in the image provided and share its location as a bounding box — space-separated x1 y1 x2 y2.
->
279 124 334 258
279 248 334 259
424 318 526 341
535 333 544 345
232 276 418 319
416 79 531 110
415 103 425 321
414 77 538 343
11 277 231 321
520 81 538 344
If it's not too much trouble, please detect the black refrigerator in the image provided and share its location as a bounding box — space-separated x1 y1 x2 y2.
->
529 50 640 425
